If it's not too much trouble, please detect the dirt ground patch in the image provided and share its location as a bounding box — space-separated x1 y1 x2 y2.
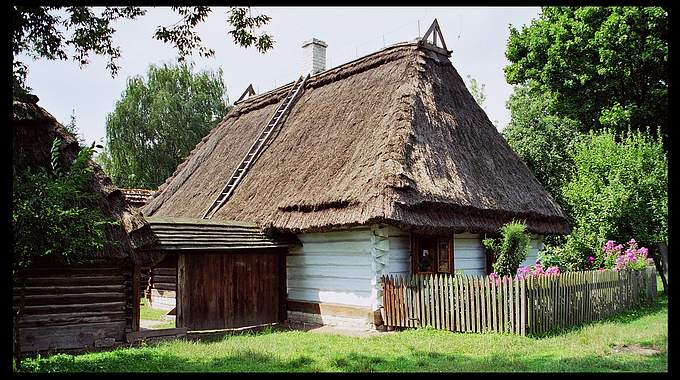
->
611 343 661 356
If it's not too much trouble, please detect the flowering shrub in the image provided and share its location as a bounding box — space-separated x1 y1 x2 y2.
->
489 263 561 282
601 239 654 271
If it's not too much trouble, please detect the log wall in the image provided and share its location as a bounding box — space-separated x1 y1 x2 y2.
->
13 266 136 353
148 254 177 311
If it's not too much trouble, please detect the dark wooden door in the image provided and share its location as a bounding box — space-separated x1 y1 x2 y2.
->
176 249 285 330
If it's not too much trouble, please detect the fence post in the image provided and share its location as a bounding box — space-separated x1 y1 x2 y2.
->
484 276 489 333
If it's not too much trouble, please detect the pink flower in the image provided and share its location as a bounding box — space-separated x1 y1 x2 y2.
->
598 268 606 272
533 264 544 275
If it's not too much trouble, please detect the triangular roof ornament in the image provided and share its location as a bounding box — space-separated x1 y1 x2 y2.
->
420 19 452 57
234 84 256 104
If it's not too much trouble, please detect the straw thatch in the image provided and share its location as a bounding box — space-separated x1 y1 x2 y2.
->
143 41 570 235
12 99 159 266
121 188 155 208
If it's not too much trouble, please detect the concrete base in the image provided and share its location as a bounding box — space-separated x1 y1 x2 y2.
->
287 310 374 330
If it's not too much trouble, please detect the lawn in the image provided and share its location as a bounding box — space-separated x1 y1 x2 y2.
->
18 291 667 373
140 298 175 329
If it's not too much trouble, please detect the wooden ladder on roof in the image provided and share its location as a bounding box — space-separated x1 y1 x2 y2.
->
202 74 310 219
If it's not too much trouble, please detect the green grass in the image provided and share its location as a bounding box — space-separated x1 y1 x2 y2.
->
139 298 175 329
18 294 667 373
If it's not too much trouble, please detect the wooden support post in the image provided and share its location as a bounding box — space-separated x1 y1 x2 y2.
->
176 253 186 328
279 251 288 323
132 265 141 332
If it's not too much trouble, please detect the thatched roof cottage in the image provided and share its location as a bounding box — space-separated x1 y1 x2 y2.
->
133 22 569 330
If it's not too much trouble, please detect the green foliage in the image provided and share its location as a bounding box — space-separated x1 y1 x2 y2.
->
483 221 530 276
504 6 669 272
536 244 564 269
63 109 84 146
465 74 486 107
539 228 602 271
12 139 119 277
227 7 274 53
505 6 668 141
100 61 229 189
12 6 273 95
562 129 667 255
540 129 667 270
503 83 583 208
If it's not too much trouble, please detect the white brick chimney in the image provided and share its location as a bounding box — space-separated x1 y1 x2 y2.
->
302 38 327 75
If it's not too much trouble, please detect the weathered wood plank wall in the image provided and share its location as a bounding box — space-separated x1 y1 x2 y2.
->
13 266 136 353
176 249 284 330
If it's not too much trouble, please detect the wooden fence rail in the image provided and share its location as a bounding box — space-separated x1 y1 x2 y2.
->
381 266 657 336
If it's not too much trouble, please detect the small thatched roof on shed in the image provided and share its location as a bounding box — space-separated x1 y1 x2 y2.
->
12 99 159 266
142 40 570 235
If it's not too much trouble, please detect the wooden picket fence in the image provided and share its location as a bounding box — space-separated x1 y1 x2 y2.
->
381 266 657 336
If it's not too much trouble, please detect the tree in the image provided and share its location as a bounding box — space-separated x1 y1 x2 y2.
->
64 109 84 146
503 83 582 210
12 6 274 96
504 7 668 141
100 62 229 189
466 74 487 107
539 129 667 273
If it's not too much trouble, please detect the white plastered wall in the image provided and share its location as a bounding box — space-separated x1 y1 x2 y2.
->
287 225 543 329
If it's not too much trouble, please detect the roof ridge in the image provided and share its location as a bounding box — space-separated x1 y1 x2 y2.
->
231 41 423 111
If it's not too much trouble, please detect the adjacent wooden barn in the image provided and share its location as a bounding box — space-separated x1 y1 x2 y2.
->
131 218 298 330
12 98 158 353
136 23 570 330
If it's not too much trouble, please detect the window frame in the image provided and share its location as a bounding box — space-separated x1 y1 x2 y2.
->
411 234 454 274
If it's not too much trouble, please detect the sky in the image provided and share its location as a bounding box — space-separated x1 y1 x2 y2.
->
20 6 540 145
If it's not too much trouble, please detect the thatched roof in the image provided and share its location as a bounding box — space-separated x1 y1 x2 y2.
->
143 41 570 235
12 99 159 266
121 188 155 208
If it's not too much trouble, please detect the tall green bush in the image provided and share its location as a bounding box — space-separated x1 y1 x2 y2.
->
542 129 667 270
483 221 531 276
13 139 118 276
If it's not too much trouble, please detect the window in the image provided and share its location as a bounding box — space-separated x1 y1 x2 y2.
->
412 235 453 274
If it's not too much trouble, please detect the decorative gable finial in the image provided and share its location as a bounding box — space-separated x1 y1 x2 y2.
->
420 19 452 57
235 84 256 104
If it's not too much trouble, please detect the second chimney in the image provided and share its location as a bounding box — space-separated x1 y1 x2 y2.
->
302 38 327 75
